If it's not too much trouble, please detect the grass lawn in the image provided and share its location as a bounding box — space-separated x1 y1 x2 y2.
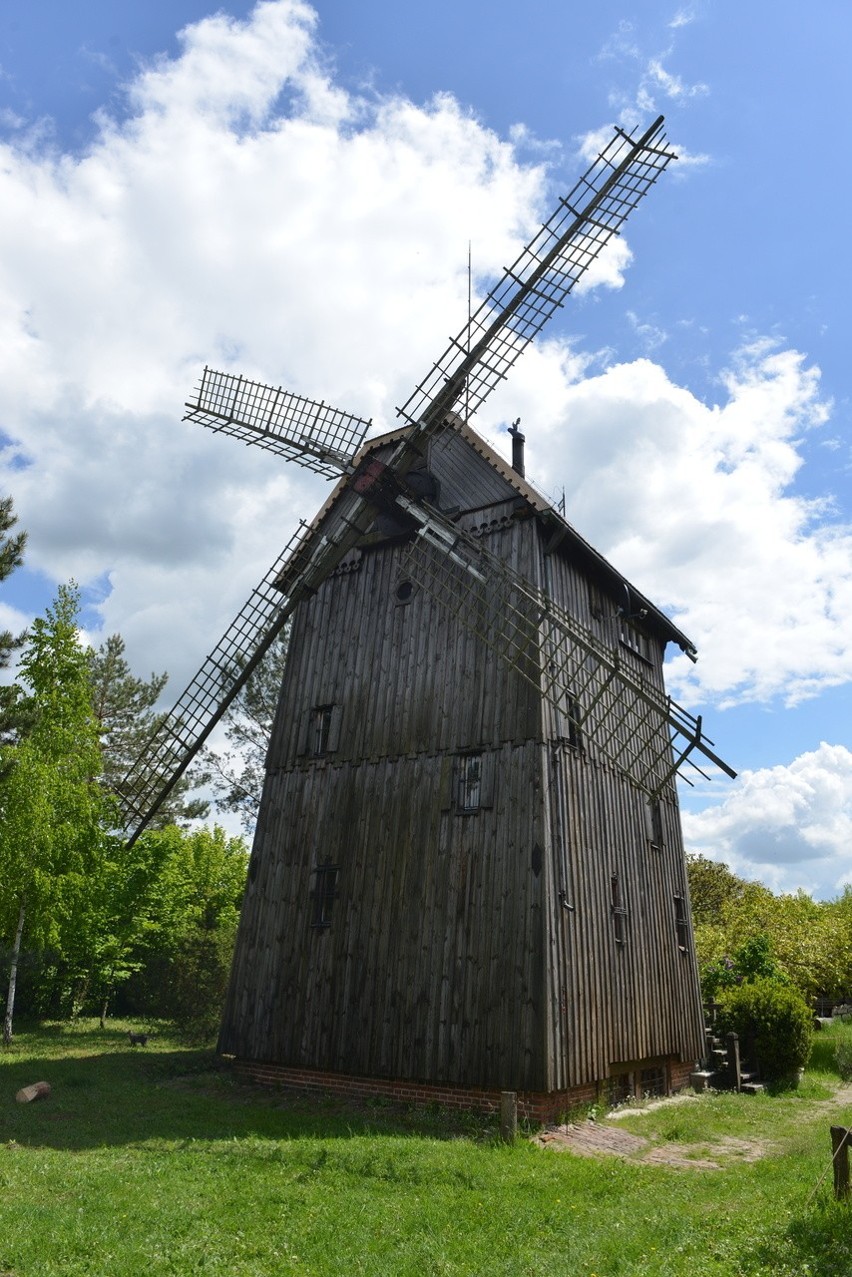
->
1 1021 852 1276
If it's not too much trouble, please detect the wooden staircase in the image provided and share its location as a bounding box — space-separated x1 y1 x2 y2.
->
690 1026 765 1095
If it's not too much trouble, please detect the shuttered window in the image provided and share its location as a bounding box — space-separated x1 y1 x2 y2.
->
673 895 689 952
646 798 664 849
610 874 627 945
311 859 340 928
298 704 342 756
458 754 482 811
439 751 496 813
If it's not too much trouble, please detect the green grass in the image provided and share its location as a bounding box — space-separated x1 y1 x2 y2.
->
1 1021 852 1275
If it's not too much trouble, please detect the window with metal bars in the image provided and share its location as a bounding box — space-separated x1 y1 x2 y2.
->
674 894 689 952
312 705 334 756
300 703 341 757
311 859 340 929
457 754 482 812
608 1072 633 1106
610 874 627 945
640 1065 666 1098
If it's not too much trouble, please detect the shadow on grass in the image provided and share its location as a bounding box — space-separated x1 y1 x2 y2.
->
750 1202 852 1276
0 1028 498 1153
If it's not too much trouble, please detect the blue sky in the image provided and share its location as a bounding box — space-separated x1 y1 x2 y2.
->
1 1 851 896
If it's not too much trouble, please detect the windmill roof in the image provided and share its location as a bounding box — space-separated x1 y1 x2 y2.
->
299 414 697 658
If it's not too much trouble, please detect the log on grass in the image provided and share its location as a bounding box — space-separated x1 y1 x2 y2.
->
16 1080 51 1104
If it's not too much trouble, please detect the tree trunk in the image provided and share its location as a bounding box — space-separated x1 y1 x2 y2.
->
100 995 110 1030
3 900 25 1046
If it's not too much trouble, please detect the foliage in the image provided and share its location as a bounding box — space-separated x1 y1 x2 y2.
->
835 1036 852 1082
701 933 788 1000
2 1021 852 1276
686 854 760 927
688 855 852 1004
206 628 289 832
159 926 238 1041
87 632 208 827
122 825 248 1036
0 584 112 1040
715 976 813 1082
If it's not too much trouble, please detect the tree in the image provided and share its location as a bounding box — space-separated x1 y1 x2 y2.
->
0 495 27 743
123 825 249 1038
87 633 209 828
206 629 289 832
0 583 110 1042
686 854 758 927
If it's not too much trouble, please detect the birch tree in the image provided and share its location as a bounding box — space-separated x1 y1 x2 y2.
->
0 584 109 1042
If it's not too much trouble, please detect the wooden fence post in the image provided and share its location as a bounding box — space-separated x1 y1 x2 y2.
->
831 1126 851 1201
500 1091 518 1144
726 1032 741 1092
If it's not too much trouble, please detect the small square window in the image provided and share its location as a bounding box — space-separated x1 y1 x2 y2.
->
640 1065 666 1098
608 1071 634 1105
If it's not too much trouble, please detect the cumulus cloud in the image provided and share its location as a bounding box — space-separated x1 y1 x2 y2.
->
0 0 555 685
505 339 847 711
0 0 850 894
682 744 852 897
0 0 850 737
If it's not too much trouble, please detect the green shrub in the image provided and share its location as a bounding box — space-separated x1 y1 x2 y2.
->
160 926 237 1043
836 1037 852 1082
716 976 813 1083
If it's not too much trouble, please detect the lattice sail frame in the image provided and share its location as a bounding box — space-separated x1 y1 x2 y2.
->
402 522 734 798
122 114 709 840
120 521 313 841
184 368 371 477
397 116 676 432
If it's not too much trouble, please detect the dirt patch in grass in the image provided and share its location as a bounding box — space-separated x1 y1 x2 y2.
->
533 1121 772 1170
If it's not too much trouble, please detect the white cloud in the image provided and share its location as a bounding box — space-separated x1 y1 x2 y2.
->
592 10 709 141
0 0 850 754
509 339 848 711
682 744 852 898
0 0 554 687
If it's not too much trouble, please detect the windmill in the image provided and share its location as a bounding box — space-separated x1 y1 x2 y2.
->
121 116 735 1116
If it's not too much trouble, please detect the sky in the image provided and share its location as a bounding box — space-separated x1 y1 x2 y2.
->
1 0 851 898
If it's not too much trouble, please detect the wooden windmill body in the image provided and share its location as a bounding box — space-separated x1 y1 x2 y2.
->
121 117 735 1116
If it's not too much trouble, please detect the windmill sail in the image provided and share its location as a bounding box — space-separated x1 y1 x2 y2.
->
119 523 317 844
401 511 735 797
130 115 691 836
397 116 676 433
184 368 371 476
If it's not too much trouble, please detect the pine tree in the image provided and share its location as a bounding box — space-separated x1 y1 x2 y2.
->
87 634 209 828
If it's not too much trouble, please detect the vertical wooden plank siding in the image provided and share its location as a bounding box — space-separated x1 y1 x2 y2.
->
220 426 706 1093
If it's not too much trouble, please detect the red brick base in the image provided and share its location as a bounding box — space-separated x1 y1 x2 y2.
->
230 1057 696 1124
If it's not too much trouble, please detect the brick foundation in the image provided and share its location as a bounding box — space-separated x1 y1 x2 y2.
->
669 1058 698 1093
229 1058 693 1123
